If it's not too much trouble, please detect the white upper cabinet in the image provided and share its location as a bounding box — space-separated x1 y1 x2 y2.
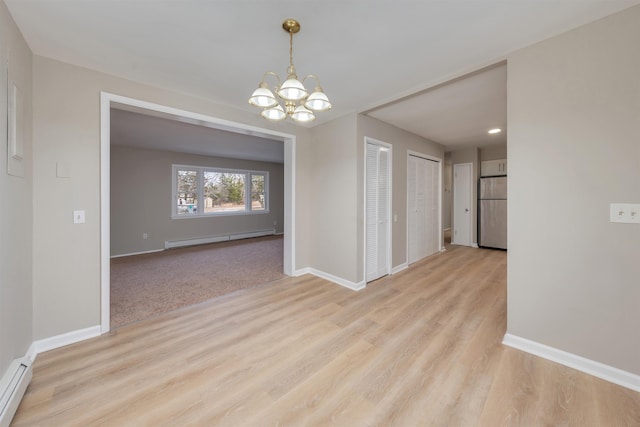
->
481 159 507 176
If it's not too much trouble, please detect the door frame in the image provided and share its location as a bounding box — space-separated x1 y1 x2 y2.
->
406 151 443 265
452 162 473 246
100 92 296 333
363 137 392 283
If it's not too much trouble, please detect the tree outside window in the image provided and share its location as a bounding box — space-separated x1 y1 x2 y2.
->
176 169 198 214
173 165 268 218
251 174 266 211
204 172 245 213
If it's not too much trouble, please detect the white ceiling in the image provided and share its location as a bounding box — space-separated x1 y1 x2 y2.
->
367 63 507 150
6 0 640 152
111 108 284 163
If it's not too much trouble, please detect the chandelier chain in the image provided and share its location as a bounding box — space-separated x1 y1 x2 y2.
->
288 30 295 76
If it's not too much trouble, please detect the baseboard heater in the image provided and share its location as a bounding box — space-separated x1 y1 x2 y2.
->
164 229 276 250
0 358 32 427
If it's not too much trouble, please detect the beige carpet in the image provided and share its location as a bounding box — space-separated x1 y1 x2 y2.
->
110 235 285 329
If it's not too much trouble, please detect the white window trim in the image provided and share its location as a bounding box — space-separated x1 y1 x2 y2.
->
172 164 269 219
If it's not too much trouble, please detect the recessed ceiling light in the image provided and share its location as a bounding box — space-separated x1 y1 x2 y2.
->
488 128 502 134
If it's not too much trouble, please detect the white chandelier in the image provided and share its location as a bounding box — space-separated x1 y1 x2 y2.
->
248 19 331 123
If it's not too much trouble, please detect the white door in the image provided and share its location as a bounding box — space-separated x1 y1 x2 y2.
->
408 155 439 264
453 163 472 246
366 143 391 282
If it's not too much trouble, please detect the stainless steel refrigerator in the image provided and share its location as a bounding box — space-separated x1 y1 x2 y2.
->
479 176 507 249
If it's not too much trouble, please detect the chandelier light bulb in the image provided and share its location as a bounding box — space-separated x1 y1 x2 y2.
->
277 77 308 101
291 105 315 123
249 84 277 108
304 88 332 112
261 104 287 121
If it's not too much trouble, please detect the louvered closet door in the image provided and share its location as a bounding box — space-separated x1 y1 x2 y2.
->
408 155 439 265
366 143 390 283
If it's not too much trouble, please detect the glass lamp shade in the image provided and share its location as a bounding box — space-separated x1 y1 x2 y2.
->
261 104 287 121
291 105 315 123
277 78 308 101
249 87 277 108
304 90 332 112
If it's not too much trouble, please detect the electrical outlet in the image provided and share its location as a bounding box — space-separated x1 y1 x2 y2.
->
143 233 149 240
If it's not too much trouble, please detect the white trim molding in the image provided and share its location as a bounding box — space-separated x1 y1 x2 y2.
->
111 249 164 259
30 326 102 357
294 267 365 291
503 333 640 392
391 263 408 274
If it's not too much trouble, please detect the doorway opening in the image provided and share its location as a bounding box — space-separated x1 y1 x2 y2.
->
100 92 296 333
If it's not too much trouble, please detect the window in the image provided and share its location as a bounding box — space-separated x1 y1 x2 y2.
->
251 173 266 211
173 165 268 218
176 169 198 214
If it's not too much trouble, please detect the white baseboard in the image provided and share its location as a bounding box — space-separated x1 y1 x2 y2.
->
1 325 101 426
471 243 479 248
502 333 640 392
293 267 311 277
31 325 102 356
294 267 365 291
165 234 229 249
165 229 275 249
391 263 408 274
229 229 276 241
110 248 164 258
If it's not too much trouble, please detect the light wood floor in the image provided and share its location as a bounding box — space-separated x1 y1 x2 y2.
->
12 245 639 426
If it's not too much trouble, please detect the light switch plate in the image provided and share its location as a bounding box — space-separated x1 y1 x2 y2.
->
73 210 85 224
610 203 640 224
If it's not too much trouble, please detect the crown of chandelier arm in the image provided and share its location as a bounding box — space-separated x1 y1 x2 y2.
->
248 19 332 123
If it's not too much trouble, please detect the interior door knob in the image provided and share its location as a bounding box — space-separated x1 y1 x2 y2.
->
465 208 469 212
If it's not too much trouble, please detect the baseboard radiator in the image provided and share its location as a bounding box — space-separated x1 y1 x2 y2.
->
0 358 32 427
165 229 276 250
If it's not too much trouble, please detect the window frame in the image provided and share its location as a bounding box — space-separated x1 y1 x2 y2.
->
172 164 269 219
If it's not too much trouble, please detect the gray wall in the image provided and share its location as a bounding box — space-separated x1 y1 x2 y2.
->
0 0 33 377
357 115 444 273
309 114 360 282
111 146 284 256
32 55 312 340
306 113 444 284
507 5 640 374
450 147 479 245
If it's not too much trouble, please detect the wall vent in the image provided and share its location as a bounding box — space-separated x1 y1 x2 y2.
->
0 357 32 427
